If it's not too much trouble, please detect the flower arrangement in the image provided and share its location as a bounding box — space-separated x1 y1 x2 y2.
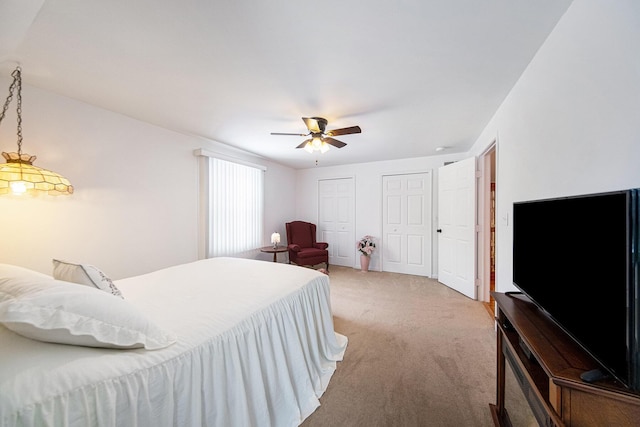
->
357 235 376 256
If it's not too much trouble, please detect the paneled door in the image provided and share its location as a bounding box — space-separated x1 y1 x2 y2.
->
318 178 355 267
382 173 432 276
437 157 477 299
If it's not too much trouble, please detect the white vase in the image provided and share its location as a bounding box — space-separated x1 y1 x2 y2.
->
360 254 370 272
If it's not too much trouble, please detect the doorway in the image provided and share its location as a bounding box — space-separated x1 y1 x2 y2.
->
479 144 497 315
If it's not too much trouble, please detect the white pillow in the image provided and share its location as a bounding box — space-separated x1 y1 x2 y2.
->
0 272 176 350
0 262 52 282
52 259 123 298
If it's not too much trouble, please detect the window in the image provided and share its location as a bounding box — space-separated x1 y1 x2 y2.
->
196 149 265 258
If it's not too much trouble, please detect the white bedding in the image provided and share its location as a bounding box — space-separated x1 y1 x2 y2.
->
0 257 347 427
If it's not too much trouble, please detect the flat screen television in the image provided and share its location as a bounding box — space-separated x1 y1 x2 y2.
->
512 188 640 391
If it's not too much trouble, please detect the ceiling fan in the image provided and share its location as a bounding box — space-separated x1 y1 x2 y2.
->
271 117 361 153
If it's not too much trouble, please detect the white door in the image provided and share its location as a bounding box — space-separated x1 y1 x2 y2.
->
382 173 432 276
318 178 355 267
437 157 477 299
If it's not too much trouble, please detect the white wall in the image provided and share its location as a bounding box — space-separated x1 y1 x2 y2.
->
0 83 296 279
295 153 465 272
469 0 640 292
4 0 635 287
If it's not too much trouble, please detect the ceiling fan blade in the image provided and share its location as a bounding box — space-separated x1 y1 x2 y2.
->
324 137 347 148
326 126 362 137
271 132 308 136
296 138 312 149
302 117 322 133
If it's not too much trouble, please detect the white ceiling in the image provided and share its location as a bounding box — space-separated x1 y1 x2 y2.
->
0 0 573 169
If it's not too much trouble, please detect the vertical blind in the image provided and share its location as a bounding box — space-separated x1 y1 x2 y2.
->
208 157 264 257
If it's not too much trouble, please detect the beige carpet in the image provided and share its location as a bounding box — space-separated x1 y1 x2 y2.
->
301 266 498 427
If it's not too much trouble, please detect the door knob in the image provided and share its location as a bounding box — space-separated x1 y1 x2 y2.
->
437 229 442 233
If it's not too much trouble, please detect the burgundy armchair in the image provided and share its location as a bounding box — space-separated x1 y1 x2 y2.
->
285 221 329 271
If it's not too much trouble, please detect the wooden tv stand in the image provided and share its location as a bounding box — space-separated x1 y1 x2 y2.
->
490 292 640 426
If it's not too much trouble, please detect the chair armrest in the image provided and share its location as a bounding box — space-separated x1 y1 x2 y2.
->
314 242 329 250
288 244 301 252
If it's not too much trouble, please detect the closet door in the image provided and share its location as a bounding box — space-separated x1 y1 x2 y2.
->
382 173 432 276
318 178 355 267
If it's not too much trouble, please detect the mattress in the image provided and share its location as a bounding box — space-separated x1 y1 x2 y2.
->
0 257 347 427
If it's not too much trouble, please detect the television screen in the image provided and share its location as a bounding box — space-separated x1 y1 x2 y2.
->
512 189 638 389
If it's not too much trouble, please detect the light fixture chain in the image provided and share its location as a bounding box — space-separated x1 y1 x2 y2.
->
0 67 22 155
15 68 23 155
0 71 18 126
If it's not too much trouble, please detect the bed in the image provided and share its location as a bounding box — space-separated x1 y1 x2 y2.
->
0 257 347 427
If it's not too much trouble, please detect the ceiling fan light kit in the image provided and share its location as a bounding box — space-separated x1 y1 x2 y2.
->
303 137 330 154
271 117 361 154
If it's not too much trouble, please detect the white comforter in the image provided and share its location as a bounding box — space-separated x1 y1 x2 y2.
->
0 257 347 427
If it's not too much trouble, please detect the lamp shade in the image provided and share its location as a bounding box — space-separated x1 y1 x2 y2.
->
0 152 74 196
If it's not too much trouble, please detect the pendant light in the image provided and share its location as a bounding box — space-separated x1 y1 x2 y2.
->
0 66 73 196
